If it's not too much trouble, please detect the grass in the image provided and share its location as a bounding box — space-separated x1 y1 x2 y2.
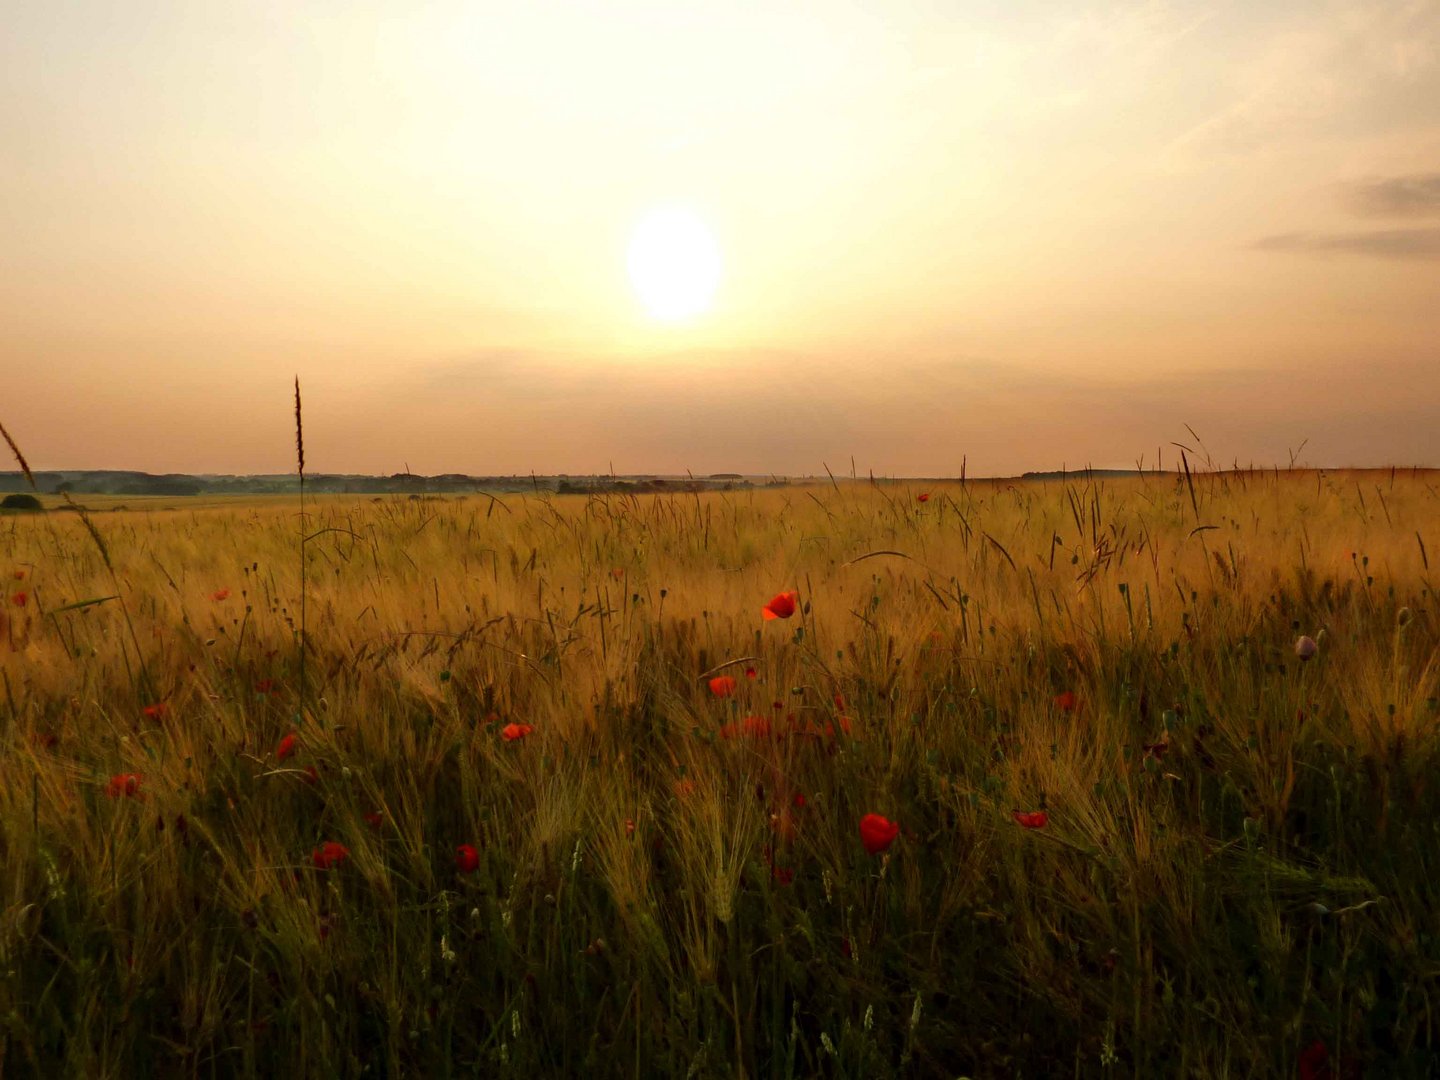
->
1 463 1439 1076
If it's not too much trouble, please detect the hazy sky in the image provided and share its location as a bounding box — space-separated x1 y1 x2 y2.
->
4 1 1438 476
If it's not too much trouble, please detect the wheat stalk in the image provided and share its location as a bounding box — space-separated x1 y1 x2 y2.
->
295 376 307 719
0 420 36 490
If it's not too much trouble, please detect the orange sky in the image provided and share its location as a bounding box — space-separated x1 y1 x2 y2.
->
3 1 1439 476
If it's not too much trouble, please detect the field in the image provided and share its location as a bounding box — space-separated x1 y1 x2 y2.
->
2 470 1439 1077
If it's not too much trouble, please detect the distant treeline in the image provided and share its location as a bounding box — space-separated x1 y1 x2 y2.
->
0 470 765 497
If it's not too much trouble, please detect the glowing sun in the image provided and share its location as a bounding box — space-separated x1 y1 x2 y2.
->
626 205 722 322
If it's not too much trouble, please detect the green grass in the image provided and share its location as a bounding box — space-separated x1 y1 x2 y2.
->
1 469 1438 1077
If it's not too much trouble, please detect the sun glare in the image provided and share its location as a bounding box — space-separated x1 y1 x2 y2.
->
626 205 722 322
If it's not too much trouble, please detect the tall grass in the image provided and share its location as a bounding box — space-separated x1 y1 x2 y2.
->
1 462 1438 1076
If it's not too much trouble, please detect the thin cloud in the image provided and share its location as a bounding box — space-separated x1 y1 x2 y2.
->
1340 173 1440 217
1254 228 1440 260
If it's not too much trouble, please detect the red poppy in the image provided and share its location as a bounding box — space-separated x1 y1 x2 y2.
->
501 722 533 742
720 715 774 740
255 679 276 694
610 567 624 580
455 844 480 874
624 818 636 836
107 773 144 798
1298 1039 1330 1080
32 732 58 750
1013 810 1048 829
275 732 298 761
11 591 27 607
792 793 806 808
302 765 320 785
772 865 795 886
762 591 798 621
363 811 383 830
859 813 899 855
13 570 24 580
744 666 757 679
311 841 349 870
708 675 737 698
833 692 847 711
673 778 696 798
211 588 230 601
142 703 169 720
917 493 930 503
1053 691 1076 712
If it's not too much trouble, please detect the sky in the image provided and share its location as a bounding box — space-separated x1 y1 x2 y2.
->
3 0 1439 477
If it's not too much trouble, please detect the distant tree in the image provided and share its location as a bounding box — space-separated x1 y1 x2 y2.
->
1 493 43 511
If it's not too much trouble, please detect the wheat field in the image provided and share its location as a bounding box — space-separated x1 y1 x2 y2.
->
2 469 1438 1077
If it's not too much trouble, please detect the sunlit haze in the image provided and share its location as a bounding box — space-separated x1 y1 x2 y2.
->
4 1 1439 476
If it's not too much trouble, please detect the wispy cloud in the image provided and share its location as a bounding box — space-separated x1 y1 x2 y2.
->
1253 227 1440 259
1164 2 1440 162
1339 173 1440 216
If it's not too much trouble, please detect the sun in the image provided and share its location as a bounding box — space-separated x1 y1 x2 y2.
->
626 205 722 322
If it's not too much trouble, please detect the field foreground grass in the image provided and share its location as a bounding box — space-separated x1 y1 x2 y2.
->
2 472 1439 1077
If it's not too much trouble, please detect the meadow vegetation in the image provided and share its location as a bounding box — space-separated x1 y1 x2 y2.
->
2 464 1439 1076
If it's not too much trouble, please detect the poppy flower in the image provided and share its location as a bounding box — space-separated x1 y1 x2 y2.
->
673 778 696 798
1013 810 1048 829
771 865 795 886
624 818 636 836
792 793 806 808
211 588 230 601
762 591 798 621
32 732 58 750
11 591 27 607
1295 635 1318 661
833 692 847 711
720 715 774 739
455 844 480 874
107 773 143 798
1297 1039 1329 1080
859 813 899 855
363 811 383 830
255 679 276 694
1053 691 1076 711
610 567 624 580
142 703 169 720
310 841 349 870
917 493 930 503
744 666 757 679
708 675 737 698
501 722 533 741
302 765 319 785
275 732 298 761
13 570 25 580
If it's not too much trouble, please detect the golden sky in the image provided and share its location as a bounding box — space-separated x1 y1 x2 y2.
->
4 1 1439 476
